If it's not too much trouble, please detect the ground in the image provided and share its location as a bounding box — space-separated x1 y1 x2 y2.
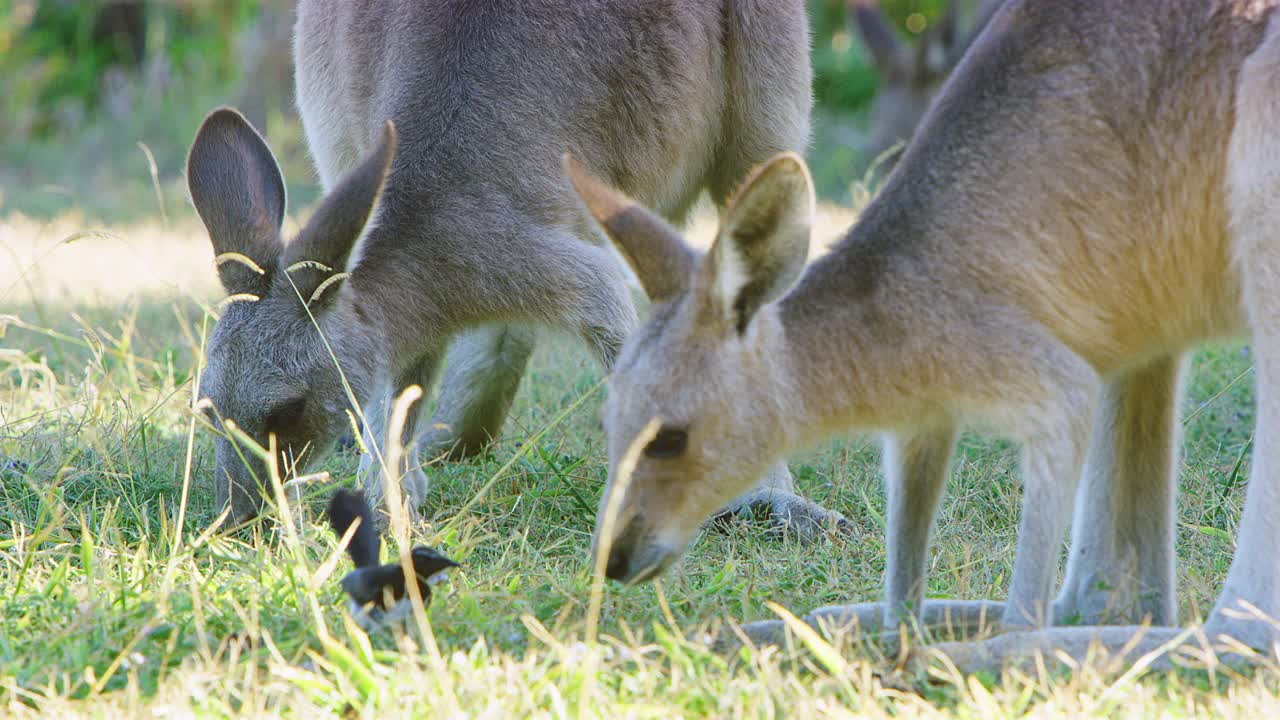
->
0 199 1275 717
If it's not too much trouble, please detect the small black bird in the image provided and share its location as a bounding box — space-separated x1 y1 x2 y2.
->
326 489 459 629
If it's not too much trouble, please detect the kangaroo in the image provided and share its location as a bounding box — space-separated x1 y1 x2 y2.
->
186 0 844 538
851 0 1004 168
572 0 1280 666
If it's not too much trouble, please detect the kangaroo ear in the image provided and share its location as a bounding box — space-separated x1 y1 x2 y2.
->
706 153 813 335
917 0 961 77
935 0 961 52
850 0 904 77
279 120 397 307
187 107 286 297
564 154 694 303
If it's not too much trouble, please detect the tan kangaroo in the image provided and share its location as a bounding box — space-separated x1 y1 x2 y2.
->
185 0 844 537
572 0 1280 665
851 0 1004 167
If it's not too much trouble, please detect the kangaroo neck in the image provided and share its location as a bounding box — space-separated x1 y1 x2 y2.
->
775 203 932 440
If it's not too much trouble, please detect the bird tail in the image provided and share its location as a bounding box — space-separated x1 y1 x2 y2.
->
327 489 381 568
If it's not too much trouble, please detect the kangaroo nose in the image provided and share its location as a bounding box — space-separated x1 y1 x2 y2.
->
605 543 632 581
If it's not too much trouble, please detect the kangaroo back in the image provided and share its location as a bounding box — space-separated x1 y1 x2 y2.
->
293 0 810 217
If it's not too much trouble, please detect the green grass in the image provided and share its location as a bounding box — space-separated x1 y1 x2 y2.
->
0 0 876 224
1 203 1277 717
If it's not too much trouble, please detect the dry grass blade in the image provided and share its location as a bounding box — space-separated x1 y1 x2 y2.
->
136 142 169 228
586 416 659 645
380 384 461 714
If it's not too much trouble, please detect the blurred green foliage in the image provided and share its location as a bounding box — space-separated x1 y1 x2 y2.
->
2 0 260 140
810 0 949 113
0 0 947 219
0 1 308 220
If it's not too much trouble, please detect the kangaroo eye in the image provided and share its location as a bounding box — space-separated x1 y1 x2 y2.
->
265 397 308 436
644 427 688 459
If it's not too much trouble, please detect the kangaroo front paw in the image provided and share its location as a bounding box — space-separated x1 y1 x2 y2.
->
355 453 428 527
711 488 852 541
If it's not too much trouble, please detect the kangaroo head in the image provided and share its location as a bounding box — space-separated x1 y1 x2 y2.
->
566 153 814 583
851 0 968 165
187 108 395 525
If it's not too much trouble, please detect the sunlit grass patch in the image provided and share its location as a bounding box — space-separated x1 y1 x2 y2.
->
0 206 1276 716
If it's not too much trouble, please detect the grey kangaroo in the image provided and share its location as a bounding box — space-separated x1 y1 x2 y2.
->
573 0 1280 671
851 0 1004 167
186 0 843 538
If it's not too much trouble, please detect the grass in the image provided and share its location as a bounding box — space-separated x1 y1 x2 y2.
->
0 194 1276 718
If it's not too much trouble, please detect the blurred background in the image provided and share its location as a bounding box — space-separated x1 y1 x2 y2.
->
0 0 965 222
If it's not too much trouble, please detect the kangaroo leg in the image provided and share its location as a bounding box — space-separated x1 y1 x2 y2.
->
706 0 811 207
726 320 1096 655
1003 372 1097 627
754 319 1097 630
918 334 1262 673
942 320 1100 629
733 423 1001 652
906 229 1259 666
1054 354 1182 626
745 348 1094 658
883 421 960 627
1203 21 1280 656
371 224 624 491
357 350 443 521
1202 357 1280 655
419 325 538 461
561 244 639 369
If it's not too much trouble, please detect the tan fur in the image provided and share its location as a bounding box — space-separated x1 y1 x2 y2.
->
186 0 848 534
575 0 1280 664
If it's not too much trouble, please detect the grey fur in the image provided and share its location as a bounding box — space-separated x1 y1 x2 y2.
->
577 0 1280 671
188 0 843 536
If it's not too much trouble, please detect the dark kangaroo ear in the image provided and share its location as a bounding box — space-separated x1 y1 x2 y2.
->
705 153 813 335
564 154 694 303
187 107 287 297
278 120 396 307
916 0 961 78
850 0 904 77
935 0 961 52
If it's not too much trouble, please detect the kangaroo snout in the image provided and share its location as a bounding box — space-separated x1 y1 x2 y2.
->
598 516 677 585
603 543 632 582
